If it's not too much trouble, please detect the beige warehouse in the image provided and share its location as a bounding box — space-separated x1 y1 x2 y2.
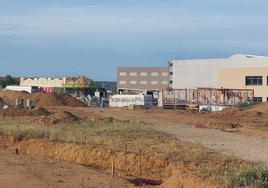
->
219 67 268 102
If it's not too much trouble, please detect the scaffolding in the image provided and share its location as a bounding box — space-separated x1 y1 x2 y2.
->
162 88 254 108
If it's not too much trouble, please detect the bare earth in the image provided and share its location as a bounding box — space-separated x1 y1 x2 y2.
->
51 107 268 166
150 123 268 165
0 150 133 188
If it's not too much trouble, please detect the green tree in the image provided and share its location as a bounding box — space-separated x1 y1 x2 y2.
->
0 75 19 88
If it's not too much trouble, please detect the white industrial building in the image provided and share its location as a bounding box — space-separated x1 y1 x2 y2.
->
169 54 268 89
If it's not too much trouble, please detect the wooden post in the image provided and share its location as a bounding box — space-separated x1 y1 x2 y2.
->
111 161 115 179
139 149 142 177
124 143 128 173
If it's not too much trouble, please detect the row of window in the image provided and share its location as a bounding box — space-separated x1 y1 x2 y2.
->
245 76 263 86
119 80 169 85
119 72 168 77
244 76 268 86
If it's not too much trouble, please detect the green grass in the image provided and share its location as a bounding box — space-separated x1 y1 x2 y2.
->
226 167 268 188
0 116 268 187
236 102 257 111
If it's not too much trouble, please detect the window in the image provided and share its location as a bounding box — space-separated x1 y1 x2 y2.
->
245 76 263 86
169 63 173 67
140 81 148 85
130 72 137 76
119 72 127 76
170 72 173 76
151 72 158 76
140 72 148 76
161 72 168 76
119 81 126 85
151 81 158 85
162 81 168 85
253 97 262 103
170 80 173 84
129 81 137 84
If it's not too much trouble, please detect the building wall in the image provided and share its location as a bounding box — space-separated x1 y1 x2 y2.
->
170 54 268 89
117 67 169 91
20 77 67 88
219 67 268 102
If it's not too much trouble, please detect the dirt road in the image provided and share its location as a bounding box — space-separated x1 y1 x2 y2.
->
53 107 268 165
150 123 268 165
0 150 133 188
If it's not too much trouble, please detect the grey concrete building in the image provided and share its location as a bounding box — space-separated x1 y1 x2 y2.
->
117 67 170 92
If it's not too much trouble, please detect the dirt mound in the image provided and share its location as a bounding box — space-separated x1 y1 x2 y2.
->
0 91 86 107
33 93 86 107
29 110 81 125
246 103 268 113
206 122 241 129
194 107 265 129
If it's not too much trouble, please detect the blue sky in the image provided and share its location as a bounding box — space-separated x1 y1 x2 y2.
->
0 0 268 80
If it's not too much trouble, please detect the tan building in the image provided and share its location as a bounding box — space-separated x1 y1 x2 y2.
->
20 76 93 88
117 67 170 92
20 77 67 88
219 67 268 102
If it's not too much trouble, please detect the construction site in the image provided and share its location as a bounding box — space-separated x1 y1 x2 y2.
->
0 71 268 188
0 55 268 188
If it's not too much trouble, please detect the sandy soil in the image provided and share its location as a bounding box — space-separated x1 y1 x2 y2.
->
47 107 268 165
0 150 133 188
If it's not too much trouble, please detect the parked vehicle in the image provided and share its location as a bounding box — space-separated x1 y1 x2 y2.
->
109 94 153 108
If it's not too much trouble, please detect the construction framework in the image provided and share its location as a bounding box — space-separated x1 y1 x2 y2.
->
162 88 254 108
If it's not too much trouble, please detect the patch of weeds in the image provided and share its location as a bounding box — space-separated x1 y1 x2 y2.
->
237 102 257 111
198 167 211 177
226 167 268 188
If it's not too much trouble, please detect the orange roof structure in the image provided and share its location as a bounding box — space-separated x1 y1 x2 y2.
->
65 76 94 88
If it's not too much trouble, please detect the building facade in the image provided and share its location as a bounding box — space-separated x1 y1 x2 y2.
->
20 77 67 88
219 67 268 102
169 54 268 89
117 67 170 92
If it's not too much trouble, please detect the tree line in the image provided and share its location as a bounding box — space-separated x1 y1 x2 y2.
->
0 75 19 88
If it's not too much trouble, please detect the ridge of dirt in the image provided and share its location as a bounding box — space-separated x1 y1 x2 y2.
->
0 135 220 188
0 91 86 107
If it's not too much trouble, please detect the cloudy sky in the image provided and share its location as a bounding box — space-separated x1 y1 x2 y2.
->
0 0 268 80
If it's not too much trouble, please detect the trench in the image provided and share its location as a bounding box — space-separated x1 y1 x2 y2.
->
0 135 219 188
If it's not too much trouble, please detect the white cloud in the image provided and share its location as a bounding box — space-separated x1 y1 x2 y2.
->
0 1 267 42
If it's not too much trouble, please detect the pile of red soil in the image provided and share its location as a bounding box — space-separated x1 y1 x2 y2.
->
0 91 87 107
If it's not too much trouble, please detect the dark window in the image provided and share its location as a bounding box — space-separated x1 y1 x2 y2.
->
245 76 263 86
253 97 262 103
170 72 173 76
170 80 173 84
169 63 173 67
